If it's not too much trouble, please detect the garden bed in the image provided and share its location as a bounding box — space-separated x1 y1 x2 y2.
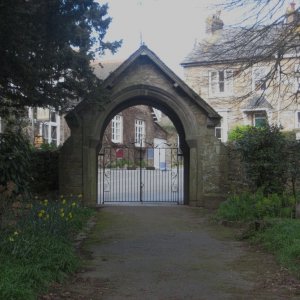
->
0 195 94 300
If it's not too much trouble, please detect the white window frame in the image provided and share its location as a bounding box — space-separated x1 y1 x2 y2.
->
295 111 300 128
208 69 233 97
135 119 145 147
39 110 60 146
215 127 222 140
252 67 268 91
253 112 267 127
215 110 229 143
111 115 123 144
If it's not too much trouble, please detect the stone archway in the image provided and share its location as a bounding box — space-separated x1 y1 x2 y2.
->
59 45 229 207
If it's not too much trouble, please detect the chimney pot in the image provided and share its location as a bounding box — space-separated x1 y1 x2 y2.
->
206 11 224 34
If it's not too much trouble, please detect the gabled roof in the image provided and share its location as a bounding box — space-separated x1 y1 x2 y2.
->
91 60 122 80
242 95 273 111
103 45 220 119
181 24 299 67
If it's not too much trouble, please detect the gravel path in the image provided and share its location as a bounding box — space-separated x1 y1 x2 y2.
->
43 205 300 299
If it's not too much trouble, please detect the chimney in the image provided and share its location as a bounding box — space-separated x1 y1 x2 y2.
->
286 2 298 24
206 11 224 34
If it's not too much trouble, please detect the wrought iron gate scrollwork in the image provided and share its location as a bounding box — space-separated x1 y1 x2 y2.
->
98 145 184 204
171 170 179 192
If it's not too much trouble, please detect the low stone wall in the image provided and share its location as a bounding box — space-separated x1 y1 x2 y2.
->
226 144 250 194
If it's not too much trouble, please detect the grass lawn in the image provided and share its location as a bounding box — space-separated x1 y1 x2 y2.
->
216 192 300 278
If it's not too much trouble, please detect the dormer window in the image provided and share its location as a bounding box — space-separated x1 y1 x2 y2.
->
209 69 233 97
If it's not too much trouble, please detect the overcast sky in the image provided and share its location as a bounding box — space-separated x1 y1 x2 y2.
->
100 0 295 77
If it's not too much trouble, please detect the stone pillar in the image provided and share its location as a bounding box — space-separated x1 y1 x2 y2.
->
59 112 83 198
59 133 83 197
188 147 199 206
201 128 229 208
82 139 98 206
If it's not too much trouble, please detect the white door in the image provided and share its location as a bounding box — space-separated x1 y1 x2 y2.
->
154 138 167 170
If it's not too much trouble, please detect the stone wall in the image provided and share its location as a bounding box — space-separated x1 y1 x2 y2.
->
226 144 250 194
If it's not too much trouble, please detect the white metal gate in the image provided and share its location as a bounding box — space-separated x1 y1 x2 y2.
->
98 145 184 204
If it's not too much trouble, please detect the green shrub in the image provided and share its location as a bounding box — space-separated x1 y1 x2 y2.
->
233 125 288 195
0 131 32 197
108 159 149 168
255 193 282 218
216 192 257 221
216 191 296 221
108 159 134 168
228 125 252 142
30 149 59 194
0 131 32 227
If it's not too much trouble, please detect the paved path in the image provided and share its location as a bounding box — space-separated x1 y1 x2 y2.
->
49 206 300 299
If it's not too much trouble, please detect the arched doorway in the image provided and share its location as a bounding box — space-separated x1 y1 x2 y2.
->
59 45 228 207
97 102 188 205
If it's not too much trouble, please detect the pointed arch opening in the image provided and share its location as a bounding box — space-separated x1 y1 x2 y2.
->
96 97 190 205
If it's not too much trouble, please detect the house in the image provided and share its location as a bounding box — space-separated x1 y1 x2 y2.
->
102 105 167 147
100 105 168 169
27 107 69 147
181 4 300 142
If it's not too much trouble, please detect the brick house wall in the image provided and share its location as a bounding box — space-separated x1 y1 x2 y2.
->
101 105 168 168
102 105 167 147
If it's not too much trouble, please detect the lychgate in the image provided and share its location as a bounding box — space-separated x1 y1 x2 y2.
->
59 45 229 207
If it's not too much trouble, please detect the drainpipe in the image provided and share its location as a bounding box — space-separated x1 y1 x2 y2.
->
276 57 281 126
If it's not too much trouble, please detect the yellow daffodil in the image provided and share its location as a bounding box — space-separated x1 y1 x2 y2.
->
62 199 66 205
68 212 73 219
78 194 82 198
14 231 18 236
9 237 14 242
37 209 45 218
43 199 48 206
71 202 76 207
60 212 65 218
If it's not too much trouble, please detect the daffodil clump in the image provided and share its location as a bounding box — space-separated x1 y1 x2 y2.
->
27 194 85 236
0 193 93 299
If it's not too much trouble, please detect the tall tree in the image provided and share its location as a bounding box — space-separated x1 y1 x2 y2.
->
0 0 122 115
